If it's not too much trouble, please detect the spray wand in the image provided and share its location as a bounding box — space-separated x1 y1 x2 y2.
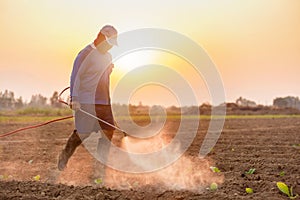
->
58 87 128 136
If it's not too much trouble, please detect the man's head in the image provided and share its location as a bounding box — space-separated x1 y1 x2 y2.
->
94 25 118 53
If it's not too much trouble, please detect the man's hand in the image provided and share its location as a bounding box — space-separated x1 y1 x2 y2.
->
70 101 81 110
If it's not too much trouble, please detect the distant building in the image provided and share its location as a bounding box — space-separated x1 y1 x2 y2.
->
273 96 300 110
236 97 257 107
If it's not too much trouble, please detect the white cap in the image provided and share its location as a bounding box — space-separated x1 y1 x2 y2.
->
100 25 118 46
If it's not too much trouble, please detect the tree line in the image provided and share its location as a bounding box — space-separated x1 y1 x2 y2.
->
0 90 64 110
1 89 299 112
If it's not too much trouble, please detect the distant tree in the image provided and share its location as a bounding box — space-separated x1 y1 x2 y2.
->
0 90 15 109
273 96 300 109
150 105 164 115
183 105 199 115
15 96 24 109
167 105 181 115
112 103 129 115
50 91 62 108
29 94 47 107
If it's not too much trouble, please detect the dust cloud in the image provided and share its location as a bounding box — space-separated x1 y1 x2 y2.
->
100 133 224 192
56 130 223 192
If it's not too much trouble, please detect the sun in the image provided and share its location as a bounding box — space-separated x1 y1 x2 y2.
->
113 50 159 74
111 49 160 89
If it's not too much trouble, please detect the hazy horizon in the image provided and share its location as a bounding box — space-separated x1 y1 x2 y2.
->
0 88 297 108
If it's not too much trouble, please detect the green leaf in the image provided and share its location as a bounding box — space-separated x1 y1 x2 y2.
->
279 171 285 176
1 174 9 179
210 166 221 173
33 175 40 181
277 182 290 197
246 187 253 194
210 183 218 191
245 168 256 175
292 144 300 148
290 195 299 200
94 178 102 184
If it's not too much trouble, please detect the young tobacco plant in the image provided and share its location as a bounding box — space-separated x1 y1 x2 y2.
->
210 166 221 173
279 171 285 177
277 182 299 199
210 183 218 191
245 168 256 175
246 187 254 194
94 178 103 184
33 175 40 181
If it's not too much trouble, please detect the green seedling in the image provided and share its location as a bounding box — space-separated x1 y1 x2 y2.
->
292 144 300 148
210 183 218 191
0 174 10 180
210 166 221 173
279 171 285 176
246 187 253 194
33 175 40 181
94 178 102 184
245 168 256 175
277 182 299 199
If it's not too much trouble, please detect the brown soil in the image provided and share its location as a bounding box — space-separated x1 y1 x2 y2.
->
0 117 300 199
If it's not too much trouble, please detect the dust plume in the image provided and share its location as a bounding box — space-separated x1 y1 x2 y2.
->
56 130 223 192
100 132 224 192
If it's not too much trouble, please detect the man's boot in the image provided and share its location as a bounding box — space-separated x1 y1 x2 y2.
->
96 130 114 163
94 130 114 182
58 130 82 171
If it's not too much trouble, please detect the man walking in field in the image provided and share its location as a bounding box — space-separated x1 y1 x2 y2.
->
58 25 119 171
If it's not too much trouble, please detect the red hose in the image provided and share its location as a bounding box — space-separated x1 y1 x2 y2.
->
58 86 70 106
0 87 73 138
0 115 73 138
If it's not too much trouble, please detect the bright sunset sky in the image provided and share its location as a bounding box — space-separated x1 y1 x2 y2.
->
0 0 299 106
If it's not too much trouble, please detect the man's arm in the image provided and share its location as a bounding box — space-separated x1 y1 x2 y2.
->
70 59 80 102
70 55 82 110
71 45 94 101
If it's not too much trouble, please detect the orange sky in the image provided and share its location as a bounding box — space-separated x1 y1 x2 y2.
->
0 0 299 106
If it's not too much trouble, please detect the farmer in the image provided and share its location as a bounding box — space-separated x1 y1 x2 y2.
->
58 25 118 171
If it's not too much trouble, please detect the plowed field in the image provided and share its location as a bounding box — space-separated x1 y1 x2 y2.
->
0 116 299 199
